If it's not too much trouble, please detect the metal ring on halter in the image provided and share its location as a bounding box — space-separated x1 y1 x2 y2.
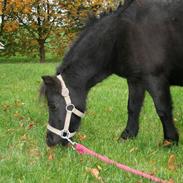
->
60 130 70 139
66 104 75 112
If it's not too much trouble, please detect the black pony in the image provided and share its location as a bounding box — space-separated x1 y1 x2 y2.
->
41 0 183 147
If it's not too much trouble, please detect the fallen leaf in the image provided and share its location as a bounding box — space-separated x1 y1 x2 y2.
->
47 148 55 160
86 168 99 178
149 170 156 176
14 111 20 118
29 148 41 158
168 154 176 171
86 111 96 116
19 123 24 127
14 99 24 107
14 111 24 120
48 153 54 160
28 123 34 129
20 134 27 141
2 104 11 111
86 167 104 183
168 178 175 183
150 159 157 164
78 134 87 141
163 140 174 147
19 116 24 120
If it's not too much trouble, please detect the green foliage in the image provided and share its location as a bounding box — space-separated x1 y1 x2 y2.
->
0 63 183 182
0 28 38 57
0 0 123 62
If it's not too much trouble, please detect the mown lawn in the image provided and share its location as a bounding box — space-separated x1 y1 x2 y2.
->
0 55 61 63
0 63 183 183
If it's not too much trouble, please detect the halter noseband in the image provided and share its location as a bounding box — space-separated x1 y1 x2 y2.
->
47 74 84 140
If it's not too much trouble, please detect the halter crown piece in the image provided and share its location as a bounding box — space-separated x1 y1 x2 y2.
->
47 74 85 140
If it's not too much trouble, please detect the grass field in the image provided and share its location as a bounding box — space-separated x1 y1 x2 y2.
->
0 63 183 183
0 55 61 63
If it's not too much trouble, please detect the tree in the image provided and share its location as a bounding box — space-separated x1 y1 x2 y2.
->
1 0 65 62
51 0 123 55
0 0 6 34
0 0 122 62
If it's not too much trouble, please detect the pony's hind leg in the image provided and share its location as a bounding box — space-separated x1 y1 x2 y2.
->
119 79 145 140
146 75 179 145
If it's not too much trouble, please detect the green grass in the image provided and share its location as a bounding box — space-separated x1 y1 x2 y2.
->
0 55 61 63
0 63 183 183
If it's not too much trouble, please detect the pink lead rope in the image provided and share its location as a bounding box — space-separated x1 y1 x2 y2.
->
53 75 168 182
75 143 168 183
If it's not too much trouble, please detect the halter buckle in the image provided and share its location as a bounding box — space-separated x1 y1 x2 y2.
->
62 88 69 97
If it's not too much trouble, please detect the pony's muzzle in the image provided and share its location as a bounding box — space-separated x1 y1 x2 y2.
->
46 131 68 147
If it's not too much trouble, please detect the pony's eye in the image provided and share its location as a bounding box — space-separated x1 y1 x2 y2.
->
49 103 57 111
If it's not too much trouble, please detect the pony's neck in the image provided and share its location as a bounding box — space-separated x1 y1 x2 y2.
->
57 59 112 111
56 13 118 106
58 58 112 92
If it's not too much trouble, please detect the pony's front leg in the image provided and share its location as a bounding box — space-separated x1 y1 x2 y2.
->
120 79 145 140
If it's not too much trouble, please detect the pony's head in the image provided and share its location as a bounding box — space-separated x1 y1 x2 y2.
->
41 75 84 146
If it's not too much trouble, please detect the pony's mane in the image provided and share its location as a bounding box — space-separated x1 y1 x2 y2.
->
57 0 135 74
84 0 135 28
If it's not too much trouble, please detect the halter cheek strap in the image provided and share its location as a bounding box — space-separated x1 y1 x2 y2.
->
47 74 84 139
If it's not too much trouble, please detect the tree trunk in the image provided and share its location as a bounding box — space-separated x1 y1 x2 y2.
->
0 0 7 34
38 40 45 63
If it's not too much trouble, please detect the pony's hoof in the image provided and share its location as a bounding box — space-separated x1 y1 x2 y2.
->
118 137 127 143
120 129 137 140
162 140 178 148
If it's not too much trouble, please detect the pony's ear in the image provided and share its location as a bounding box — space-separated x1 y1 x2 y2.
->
41 76 55 85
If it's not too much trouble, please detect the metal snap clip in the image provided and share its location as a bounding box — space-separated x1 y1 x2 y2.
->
61 130 70 139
